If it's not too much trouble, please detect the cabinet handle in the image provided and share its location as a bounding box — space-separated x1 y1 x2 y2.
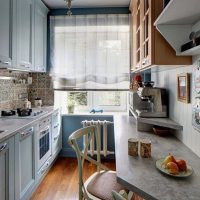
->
20 64 30 68
142 60 146 65
20 127 34 139
0 60 11 65
0 143 8 152
54 135 59 141
142 59 148 65
40 162 50 174
54 124 59 129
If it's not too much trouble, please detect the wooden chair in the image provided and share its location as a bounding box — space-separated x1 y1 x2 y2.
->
68 126 131 200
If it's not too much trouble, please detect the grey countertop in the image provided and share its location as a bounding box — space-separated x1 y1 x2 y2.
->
114 115 200 200
0 106 59 143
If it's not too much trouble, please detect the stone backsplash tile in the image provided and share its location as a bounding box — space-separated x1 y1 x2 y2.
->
28 73 54 107
0 70 54 110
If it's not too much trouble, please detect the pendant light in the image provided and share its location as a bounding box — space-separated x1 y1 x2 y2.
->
64 0 73 16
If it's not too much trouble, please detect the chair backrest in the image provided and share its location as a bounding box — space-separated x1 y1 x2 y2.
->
68 126 109 200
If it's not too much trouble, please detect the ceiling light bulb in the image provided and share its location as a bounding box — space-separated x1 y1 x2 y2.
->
67 10 72 16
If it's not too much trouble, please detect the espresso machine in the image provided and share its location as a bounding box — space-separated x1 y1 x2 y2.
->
132 87 168 118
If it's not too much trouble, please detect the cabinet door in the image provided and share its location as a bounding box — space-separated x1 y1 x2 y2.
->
0 138 15 200
0 0 13 68
16 0 34 71
52 111 62 155
15 127 35 200
131 0 142 70
141 0 152 68
34 0 48 72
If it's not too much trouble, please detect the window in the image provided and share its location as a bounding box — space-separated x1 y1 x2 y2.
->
51 14 130 113
54 91 127 113
50 14 130 90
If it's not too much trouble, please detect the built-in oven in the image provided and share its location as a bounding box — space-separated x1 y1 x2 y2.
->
37 117 52 170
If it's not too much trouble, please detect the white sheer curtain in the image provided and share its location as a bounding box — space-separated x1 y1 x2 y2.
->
50 14 130 90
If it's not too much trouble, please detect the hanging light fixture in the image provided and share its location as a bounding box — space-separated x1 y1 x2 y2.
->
64 0 73 16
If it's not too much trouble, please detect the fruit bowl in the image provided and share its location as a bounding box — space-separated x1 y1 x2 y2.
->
156 158 193 178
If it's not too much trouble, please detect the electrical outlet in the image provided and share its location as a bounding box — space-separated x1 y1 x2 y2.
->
28 77 32 84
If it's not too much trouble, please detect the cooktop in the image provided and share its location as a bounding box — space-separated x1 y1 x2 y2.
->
1 109 48 119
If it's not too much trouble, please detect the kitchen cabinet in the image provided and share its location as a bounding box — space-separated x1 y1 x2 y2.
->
130 0 192 72
34 0 48 72
155 0 200 56
0 0 49 72
0 0 16 69
0 109 61 200
51 111 62 156
15 126 36 200
16 0 34 71
0 137 15 200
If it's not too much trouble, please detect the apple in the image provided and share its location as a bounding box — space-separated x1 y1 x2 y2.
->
162 154 177 169
176 159 187 171
166 162 179 175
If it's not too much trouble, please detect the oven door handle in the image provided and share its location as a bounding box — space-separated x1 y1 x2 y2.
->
40 126 50 135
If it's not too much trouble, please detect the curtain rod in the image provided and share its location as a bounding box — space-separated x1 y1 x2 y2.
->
48 7 130 16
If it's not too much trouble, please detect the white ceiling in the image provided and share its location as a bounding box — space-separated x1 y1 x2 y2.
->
42 0 131 9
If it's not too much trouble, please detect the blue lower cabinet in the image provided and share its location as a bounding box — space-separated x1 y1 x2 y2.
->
15 127 36 200
0 137 15 200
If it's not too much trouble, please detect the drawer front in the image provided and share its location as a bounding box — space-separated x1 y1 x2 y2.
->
52 111 59 126
52 132 61 155
39 117 51 129
52 111 61 155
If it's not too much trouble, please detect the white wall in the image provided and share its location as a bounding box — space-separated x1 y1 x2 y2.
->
151 57 200 157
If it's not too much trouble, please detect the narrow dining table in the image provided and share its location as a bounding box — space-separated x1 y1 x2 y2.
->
114 115 200 200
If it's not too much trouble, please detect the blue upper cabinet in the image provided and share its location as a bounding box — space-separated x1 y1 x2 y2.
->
0 0 16 69
16 0 34 71
34 0 48 72
14 0 48 72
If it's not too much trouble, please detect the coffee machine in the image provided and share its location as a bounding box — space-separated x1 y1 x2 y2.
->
131 87 168 118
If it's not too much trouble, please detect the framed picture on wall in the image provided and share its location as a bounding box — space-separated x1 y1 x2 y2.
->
177 73 190 103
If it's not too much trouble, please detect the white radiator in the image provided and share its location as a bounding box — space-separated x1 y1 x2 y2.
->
81 120 114 157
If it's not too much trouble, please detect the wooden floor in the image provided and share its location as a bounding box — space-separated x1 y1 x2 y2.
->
31 157 116 200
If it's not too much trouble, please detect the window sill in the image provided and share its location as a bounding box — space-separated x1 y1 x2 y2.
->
61 111 128 117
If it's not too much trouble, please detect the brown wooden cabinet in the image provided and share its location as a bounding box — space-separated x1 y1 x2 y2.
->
130 0 192 72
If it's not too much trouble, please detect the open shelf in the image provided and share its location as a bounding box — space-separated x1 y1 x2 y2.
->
155 0 200 25
154 0 200 56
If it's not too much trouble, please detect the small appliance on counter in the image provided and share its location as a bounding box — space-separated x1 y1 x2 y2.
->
130 87 168 118
17 108 32 117
34 97 42 108
23 98 31 109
